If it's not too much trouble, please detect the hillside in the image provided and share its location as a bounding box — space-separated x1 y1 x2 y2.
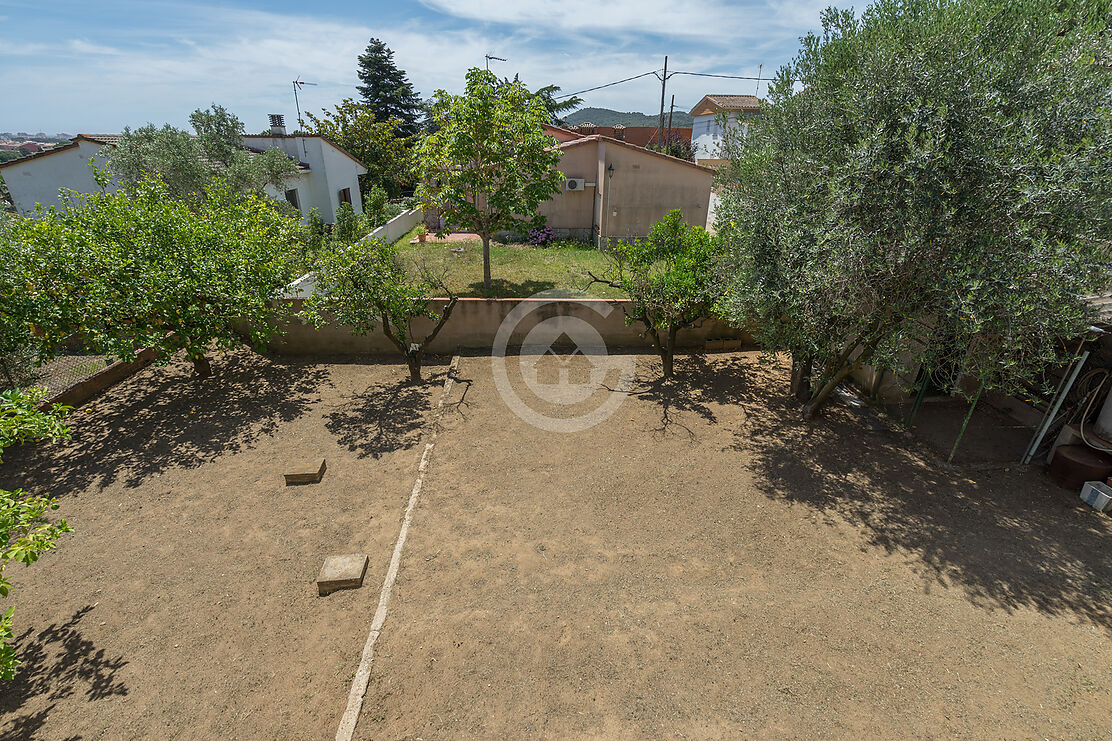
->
564 107 693 128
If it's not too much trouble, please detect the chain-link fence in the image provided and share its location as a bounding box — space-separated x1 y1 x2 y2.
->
0 349 115 397
35 353 115 397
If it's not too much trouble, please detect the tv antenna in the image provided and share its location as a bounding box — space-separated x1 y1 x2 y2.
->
484 54 506 71
292 76 318 131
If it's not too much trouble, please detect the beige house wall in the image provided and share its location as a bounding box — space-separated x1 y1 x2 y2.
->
536 145 597 232
537 139 713 242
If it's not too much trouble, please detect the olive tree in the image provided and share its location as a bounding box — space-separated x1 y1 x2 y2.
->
590 210 723 378
106 104 299 201
9 176 302 376
301 238 457 382
415 68 563 292
715 0 1112 418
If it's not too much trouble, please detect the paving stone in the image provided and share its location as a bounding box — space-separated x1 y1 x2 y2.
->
284 458 326 485
316 554 369 596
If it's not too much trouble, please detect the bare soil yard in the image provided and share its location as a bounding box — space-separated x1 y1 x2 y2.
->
0 350 445 740
1 349 1110 739
360 353 1112 739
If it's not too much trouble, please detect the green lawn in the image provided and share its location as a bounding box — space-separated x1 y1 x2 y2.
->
393 227 623 299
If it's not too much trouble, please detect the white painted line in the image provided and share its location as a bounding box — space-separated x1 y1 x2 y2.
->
335 356 460 741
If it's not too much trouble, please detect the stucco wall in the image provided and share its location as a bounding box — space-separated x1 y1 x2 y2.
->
603 144 711 238
267 297 749 355
537 144 597 232
537 140 712 242
243 136 367 223
2 140 115 214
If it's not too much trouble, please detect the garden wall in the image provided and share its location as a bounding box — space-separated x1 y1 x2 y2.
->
267 298 750 356
365 208 423 244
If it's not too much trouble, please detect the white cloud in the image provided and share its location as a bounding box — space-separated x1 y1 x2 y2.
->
0 1 823 132
416 0 830 42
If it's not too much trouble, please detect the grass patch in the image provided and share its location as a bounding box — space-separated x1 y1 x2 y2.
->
395 234 622 299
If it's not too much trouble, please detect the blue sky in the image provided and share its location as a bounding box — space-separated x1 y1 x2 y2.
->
0 0 832 135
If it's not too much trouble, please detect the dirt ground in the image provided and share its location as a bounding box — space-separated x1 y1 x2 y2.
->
359 353 1112 739
0 349 445 740
2 349 1111 739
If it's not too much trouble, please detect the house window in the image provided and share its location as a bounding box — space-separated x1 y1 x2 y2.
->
338 187 352 205
284 188 301 211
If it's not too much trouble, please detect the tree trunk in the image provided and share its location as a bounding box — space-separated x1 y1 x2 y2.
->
790 353 813 401
406 351 423 383
660 327 678 378
802 346 875 419
192 354 212 378
481 233 492 293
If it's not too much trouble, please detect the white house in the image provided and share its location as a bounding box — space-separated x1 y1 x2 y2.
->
0 117 367 222
689 94 761 167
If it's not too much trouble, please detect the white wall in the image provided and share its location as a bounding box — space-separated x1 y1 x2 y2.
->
366 208 423 244
1 140 115 214
244 136 366 223
692 112 749 161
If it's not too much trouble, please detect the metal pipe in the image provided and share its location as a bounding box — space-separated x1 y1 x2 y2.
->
1021 349 1089 464
948 381 984 464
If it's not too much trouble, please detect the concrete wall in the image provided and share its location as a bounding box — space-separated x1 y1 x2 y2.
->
537 139 713 243
267 297 750 356
1 140 115 214
367 208 423 244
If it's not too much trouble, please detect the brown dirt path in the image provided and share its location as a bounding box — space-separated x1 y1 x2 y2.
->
356 352 1112 739
0 349 445 740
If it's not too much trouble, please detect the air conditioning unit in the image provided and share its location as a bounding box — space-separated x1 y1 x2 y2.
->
565 178 586 192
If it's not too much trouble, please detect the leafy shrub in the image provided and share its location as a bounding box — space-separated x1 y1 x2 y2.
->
0 389 71 681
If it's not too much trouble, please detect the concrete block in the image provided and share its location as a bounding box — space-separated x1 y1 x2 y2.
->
316 554 369 596
284 459 326 485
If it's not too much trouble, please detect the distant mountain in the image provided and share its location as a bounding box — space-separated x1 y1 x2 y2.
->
564 107 694 128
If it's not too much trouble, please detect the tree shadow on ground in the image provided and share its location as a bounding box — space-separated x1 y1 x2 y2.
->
628 353 758 437
462 278 557 299
0 605 128 740
0 348 329 496
715 355 1112 631
324 371 444 458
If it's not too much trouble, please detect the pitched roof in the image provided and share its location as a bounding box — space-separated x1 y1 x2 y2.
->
556 134 715 175
242 134 367 171
0 133 312 170
689 94 761 117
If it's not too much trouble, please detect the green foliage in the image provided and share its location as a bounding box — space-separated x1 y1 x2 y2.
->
7 175 301 376
356 39 424 138
0 388 69 462
304 99 413 197
302 238 457 381
0 214 44 390
647 136 696 162
594 210 723 377
363 184 403 229
498 76 582 126
0 389 71 680
416 68 563 290
106 105 300 202
716 0 1112 416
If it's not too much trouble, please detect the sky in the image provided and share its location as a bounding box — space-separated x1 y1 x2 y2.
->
0 0 832 135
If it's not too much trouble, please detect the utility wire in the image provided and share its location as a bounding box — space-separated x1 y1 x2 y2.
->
556 70 661 99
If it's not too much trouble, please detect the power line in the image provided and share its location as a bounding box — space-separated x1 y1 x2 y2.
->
556 70 661 99
669 70 766 81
